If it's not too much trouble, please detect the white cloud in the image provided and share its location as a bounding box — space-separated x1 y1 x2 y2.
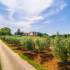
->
0 0 53 15
0 0 53 31
44 0 67 17
25 16 44 21
0 0 67 32
0 17 31 33
0 0 17 9
14 16 44 29
19 0 53 15
0 15 44 32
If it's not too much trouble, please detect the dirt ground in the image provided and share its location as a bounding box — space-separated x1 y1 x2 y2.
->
44 58 58 70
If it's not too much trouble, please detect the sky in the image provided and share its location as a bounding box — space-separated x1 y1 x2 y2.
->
0 0 70 35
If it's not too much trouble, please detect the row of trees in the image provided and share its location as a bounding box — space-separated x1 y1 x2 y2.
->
0 27 48 37
0 27 70 38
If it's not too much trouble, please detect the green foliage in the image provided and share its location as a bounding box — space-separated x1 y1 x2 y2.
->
0 27 11 35
24 38 35 51
1 36 50 52
52 35 69 63
34 38 50 51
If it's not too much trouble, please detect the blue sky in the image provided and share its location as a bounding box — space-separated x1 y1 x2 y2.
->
0 0 70 35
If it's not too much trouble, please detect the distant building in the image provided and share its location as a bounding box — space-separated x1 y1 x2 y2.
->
23 32 29 36
22 32 42 36
29 32 41 36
